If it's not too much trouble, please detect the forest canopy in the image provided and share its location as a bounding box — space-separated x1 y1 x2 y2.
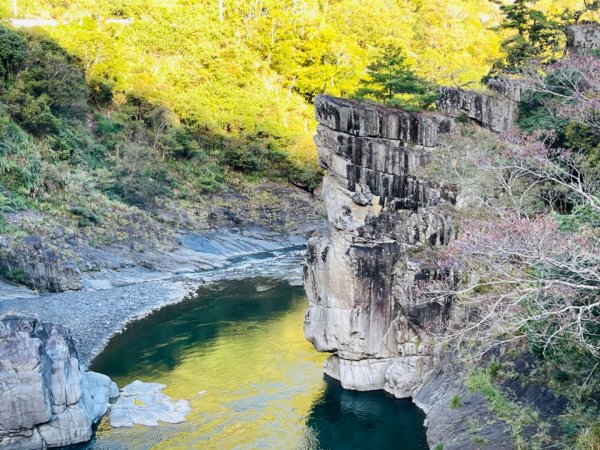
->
0 0 509 164
0 0 597 205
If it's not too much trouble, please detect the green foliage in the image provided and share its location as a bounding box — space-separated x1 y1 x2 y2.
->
471 435 489 446
488 359 503 379
432 444 444 450
69 205 99 227
449 394 463 409
0 112 41 197
556 202 600 231
559 407 600 450
12 0 505 164
0 266 26 284
0 26 26 79
355 45 438 110
489 0 564 76
466 367 550 449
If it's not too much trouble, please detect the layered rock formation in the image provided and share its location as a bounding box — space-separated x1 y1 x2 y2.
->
0 236 83 293
304 95 458 396
437 83 518 133
0 315 117 449
303 89 523 448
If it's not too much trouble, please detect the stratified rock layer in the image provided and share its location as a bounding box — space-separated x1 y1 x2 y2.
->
0 315 117 449
566 24 600 50
0 236 83 293
436 85 518 133
304 95 456 395
304 93 523 449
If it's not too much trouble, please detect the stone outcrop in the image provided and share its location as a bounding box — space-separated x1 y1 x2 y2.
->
566 24 600 50
0 315 117 449
304 95 516 448
304 95 456 396
436 82 518 133
0 236 83 293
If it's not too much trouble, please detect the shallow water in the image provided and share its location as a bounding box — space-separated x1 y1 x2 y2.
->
88 278 428 450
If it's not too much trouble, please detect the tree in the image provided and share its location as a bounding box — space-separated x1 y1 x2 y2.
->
354 45 437 109
419 52 600 365
489 0 563 76
569 0 600 24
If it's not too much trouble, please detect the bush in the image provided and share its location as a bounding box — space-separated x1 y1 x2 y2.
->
88 78 115 107
449 394 463 409
0 114 41 197
0 26 26 79
69 206 100 227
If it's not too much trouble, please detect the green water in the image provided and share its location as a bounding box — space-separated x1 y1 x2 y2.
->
88 278 429 450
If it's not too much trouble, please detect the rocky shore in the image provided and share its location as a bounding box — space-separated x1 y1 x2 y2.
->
0 229 310 368
0 229 311 448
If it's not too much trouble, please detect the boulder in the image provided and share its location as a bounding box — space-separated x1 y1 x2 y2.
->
0 236 83 292
0 315 117 448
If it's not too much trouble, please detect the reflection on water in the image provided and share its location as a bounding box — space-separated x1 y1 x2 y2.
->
88 279 428 450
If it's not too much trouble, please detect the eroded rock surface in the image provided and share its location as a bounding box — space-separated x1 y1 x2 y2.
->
0 315 117 449
304 95 455 397
304 95 516 449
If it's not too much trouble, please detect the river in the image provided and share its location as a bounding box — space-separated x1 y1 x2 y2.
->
85 277 428 449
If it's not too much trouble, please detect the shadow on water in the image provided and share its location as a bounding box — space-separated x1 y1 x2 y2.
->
304 376 428 450
88 277 429 449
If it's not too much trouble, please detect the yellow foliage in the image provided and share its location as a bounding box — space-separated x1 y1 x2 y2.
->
1 0 508 160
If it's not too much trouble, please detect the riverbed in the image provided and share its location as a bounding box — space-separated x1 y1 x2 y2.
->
86 278 429 449
0 244 429 449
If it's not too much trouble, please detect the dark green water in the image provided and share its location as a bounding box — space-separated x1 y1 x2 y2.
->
89 278 429 449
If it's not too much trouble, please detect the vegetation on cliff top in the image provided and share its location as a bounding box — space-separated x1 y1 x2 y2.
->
420 21 600 450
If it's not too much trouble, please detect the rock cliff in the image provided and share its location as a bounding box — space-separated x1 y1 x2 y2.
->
0 236 83 293
0 315 117 449
304 95 458 395
566 24 600 50
436 83 518 133
304 90 519 448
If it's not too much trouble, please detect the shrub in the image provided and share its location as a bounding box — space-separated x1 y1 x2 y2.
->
0 26 26 79
449 394 463 409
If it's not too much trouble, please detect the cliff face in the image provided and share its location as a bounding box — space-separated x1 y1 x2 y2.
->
304 87 520 448
566 24 600 50
303 25 600 447
304 95 458 396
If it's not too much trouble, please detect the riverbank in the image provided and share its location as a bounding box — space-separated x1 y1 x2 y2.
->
0 232 310 368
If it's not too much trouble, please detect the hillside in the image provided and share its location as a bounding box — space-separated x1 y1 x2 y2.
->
1 1 600 450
